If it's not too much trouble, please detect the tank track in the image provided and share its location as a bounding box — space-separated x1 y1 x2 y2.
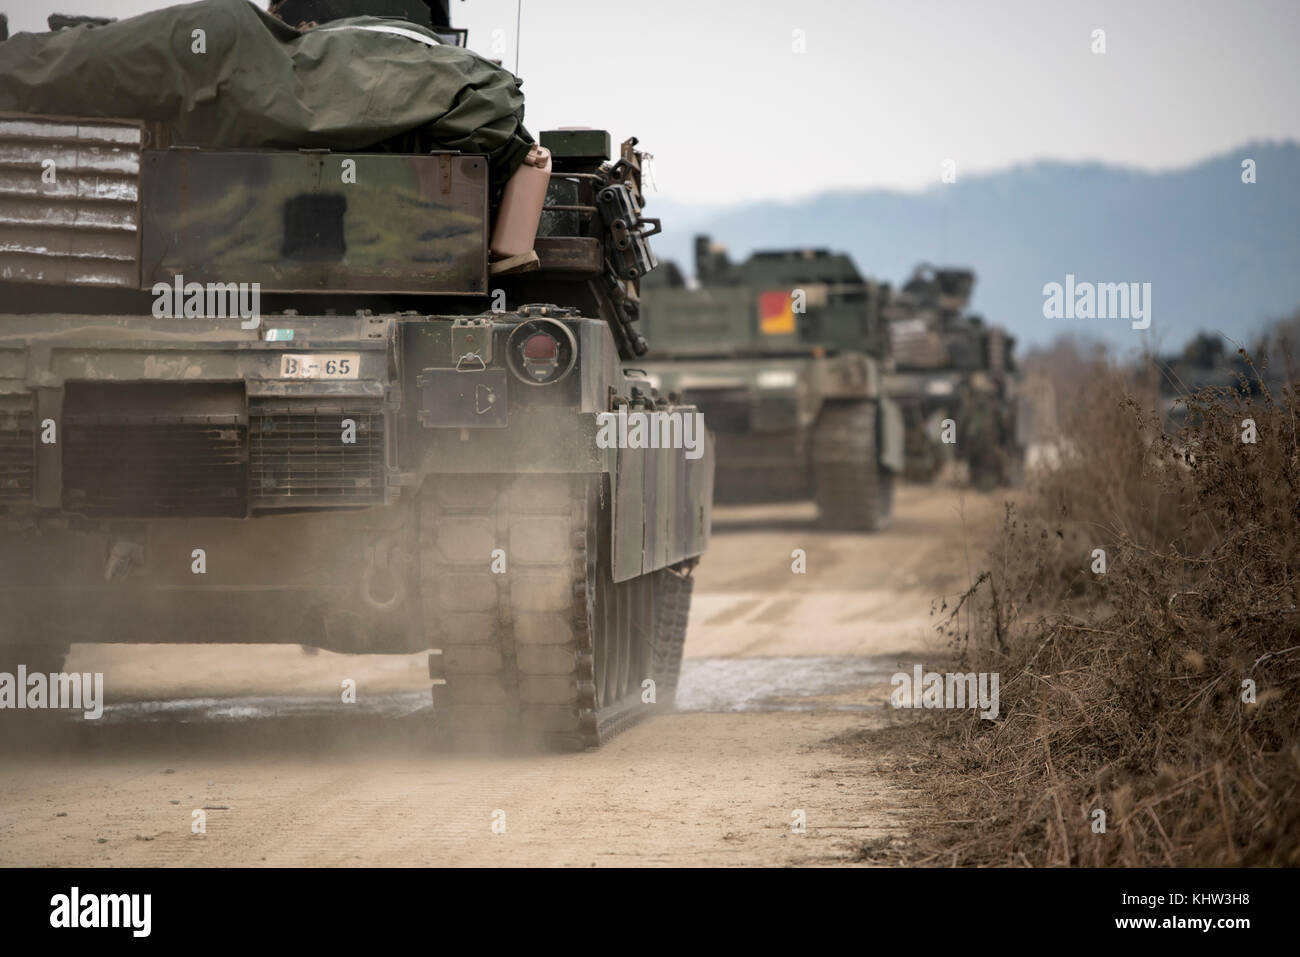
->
811 400 894 531
649 566 693 708
418 472 692 751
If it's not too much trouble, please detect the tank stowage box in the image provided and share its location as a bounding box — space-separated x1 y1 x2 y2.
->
0 0 713 751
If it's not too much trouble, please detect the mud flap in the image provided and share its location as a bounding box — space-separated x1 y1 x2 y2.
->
610 409 713 583
878 395 906 474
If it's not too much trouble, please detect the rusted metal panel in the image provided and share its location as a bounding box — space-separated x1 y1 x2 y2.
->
141 149 489 295
0 113 143 288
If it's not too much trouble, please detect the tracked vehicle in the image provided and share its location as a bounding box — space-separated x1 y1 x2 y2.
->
883 265 1023 488
639 236 902 530
0 0 711 749
1150 331 1285 433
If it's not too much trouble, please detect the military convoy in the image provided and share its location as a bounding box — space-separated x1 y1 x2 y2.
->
0 0 712 749
638 243 1026 526
0 0 1031 754
883 265 1024 489
638 236 903 531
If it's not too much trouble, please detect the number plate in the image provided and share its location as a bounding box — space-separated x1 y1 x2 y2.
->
278 353 361 380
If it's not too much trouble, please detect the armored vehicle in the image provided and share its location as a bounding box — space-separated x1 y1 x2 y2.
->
0 0 712 750
638 236 902 531
1151 331 1283 432
883 265 1023 489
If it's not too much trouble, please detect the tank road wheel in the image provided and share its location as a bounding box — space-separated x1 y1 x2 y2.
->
418 473 694 751
811 400 894 532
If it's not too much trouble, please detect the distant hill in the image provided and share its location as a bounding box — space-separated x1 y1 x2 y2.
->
645 141 1300 352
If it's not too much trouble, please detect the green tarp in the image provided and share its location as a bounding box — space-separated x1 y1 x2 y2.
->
0 0 533 180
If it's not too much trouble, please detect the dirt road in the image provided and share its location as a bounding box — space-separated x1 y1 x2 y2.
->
0 484 1001 867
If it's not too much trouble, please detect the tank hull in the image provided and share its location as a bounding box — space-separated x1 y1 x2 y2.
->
0 312 712 660
639 354 902 526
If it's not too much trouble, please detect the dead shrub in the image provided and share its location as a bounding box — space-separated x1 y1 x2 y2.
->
886 351 1299 867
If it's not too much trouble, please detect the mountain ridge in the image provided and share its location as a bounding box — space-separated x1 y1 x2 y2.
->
645 140 1300 351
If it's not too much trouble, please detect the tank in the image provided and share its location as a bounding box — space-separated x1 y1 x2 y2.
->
0 0 712 750
883 265 1024 489
1150 331 1279 432
637 236 903 531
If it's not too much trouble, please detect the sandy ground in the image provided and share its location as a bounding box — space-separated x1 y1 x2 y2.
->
0 482 1003 867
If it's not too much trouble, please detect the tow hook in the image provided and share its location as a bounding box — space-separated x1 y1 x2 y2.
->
105 540 145 583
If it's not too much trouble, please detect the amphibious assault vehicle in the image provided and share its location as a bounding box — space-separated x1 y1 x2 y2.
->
883 265 1023 488
0 0 712 749
638 236 903 531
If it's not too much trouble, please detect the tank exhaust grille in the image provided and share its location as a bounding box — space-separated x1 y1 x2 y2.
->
0 398 35 504
61 383 248 518
249 402 386 509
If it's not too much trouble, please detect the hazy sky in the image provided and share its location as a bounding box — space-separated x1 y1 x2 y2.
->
6 0 1299 205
